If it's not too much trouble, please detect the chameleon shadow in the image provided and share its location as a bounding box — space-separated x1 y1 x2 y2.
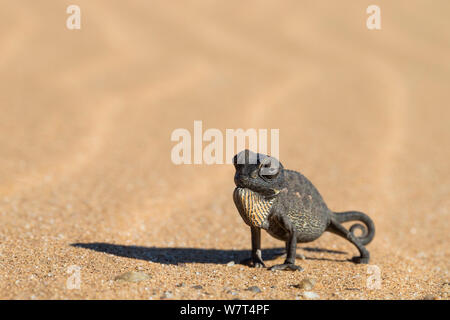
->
302 247 347 255
71 242 348 265
71 242 283 265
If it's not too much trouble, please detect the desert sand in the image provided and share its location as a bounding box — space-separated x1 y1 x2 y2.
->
0 0 448 299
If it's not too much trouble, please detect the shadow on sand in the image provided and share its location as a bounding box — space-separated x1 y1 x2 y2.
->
71 242 348 265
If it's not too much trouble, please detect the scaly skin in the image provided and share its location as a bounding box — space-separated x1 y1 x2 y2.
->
233 150 375 271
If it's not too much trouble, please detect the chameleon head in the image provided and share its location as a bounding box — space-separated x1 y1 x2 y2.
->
232 149 285 197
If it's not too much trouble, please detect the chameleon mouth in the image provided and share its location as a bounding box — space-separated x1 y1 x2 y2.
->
234 173 248 188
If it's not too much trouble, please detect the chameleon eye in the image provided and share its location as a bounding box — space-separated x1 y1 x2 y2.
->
259 158 280 178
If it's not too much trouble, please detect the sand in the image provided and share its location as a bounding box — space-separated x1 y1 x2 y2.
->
0 0 448 299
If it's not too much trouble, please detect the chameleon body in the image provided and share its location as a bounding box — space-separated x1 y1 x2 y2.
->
232 149 375 271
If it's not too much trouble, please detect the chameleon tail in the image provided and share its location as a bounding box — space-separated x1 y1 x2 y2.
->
332 211 375 245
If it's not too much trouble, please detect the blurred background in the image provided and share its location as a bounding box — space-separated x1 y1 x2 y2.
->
0 0 448 299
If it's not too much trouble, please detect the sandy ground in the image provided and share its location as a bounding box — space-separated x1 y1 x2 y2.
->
0 1 449 300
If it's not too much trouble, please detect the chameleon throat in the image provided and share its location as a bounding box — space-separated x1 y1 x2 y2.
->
233 187 275 228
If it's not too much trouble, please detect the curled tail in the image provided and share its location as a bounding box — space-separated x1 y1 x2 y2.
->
332 211 375 245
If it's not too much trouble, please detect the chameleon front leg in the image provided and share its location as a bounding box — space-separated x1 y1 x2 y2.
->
240 226 266 268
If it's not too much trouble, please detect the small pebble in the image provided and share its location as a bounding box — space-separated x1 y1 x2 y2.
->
247 286 262 293
176 283 186 287
297 253 306 260
226 261 235 267
191 285 203 290
161 291 173 299
226 290 239 296
423 294 438 300
114 271 151 283
303 291 320 299
345 288 360 291
294 278 316 290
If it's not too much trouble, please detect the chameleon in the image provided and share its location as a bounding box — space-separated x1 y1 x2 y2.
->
232 149 375 271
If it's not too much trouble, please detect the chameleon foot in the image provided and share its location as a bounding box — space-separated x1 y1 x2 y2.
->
352 256 369 264
240 257 266 268
269 263 303 271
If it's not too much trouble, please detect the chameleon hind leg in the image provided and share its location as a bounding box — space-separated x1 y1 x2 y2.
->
327 218 370 264
240 227 266 268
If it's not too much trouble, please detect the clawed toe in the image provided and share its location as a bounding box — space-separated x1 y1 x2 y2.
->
254 262 266 268
269 263 303 271
240 257 266 268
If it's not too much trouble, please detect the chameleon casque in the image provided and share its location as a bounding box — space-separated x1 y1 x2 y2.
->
233 149 375 271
